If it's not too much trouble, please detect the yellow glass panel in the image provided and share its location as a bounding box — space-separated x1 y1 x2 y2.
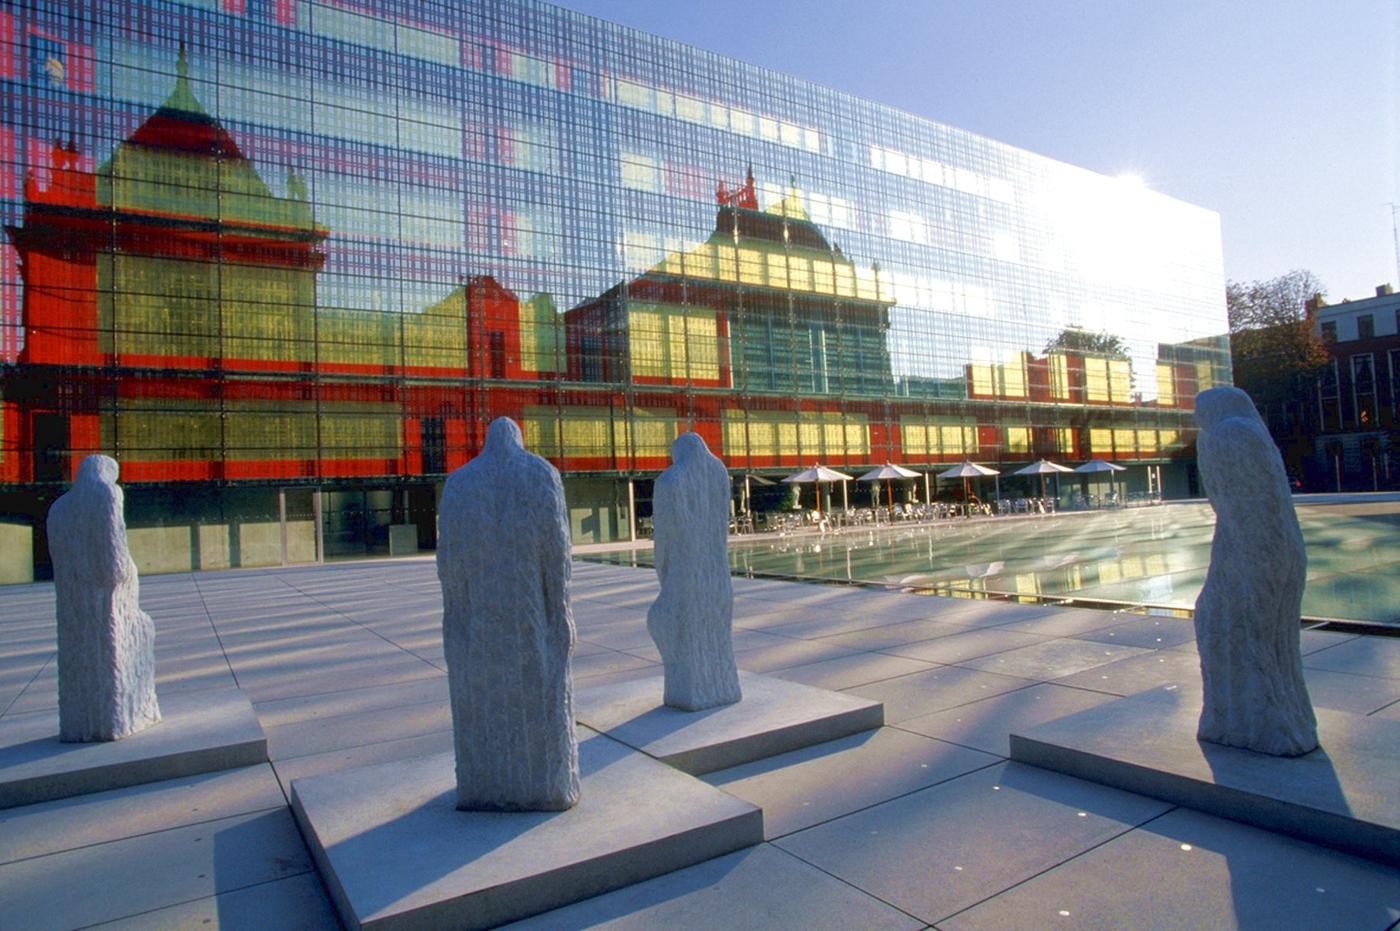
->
518 294 561 373
406 288 467 368
1195 360 1215 390
1109 359 1133 403
114 399 221 461
319 403 401 457
628 310 666 377
970 363 994 396
1090 428 1114 453
1085 358 1110 402
1155 363 1176 406
1006 427 1031 454
788 256 811 292
738 248 764 285
629 409 676 458
317 308 400 366
1002 353 1028 398
833 264 854 297
224 400 316 459
521 408 560 458
723 410 867 458
1113 428 1136 453
1049 354 1070 400
108 254 218 359
766 252 788 289
628 304 718 381
900 421 929 457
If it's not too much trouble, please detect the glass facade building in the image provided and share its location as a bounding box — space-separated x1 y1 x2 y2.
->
0 0 1228 579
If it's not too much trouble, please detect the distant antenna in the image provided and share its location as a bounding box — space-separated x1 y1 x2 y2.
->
1391 203 1400 286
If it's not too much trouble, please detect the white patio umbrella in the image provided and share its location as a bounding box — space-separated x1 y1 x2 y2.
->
1074 458 1127 505
782 465 853 515
937 460 1000 512
856 463 921 509
1012 459 1075 501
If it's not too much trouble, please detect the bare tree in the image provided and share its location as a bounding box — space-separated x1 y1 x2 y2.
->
1226 270 1330 407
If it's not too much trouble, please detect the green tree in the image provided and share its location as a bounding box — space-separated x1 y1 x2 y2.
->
1044 327 1128 357
1226 270 1330 407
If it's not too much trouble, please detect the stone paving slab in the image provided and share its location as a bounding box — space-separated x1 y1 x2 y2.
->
704 726 999 838
290 730 763 930
1302 634 1400 679
767 650 935 690
0 763 284 865
0 807 312 930
958 637 1152 680
1009 685 1400 865
884 627 1050 664
895 681 1120 756
1071 613 1197 649
574 670 883 775
774 761 1173 925
846 664 1034 723
89 872 341 931
0 687 268 808
506 843 923 930
4 557 1399 929
941 807 1400 931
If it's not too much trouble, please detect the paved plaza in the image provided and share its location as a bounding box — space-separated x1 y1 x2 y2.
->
2 556 1399 928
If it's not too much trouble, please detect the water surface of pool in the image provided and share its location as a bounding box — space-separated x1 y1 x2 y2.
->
586 500 1399 625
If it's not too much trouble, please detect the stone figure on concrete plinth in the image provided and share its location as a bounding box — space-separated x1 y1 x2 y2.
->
48 455 161 742
1193 386 1318 756
647 433 742 711
437 417 579 810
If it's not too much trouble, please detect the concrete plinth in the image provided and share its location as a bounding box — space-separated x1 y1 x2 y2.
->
0 688 267 809
289 730 763 931
575 670 883 775
1009 686 1400 865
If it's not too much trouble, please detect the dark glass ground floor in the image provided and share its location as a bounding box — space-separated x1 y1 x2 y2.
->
0 461 1195 583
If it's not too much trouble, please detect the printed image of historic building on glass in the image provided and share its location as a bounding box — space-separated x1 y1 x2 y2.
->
0 0 1229 580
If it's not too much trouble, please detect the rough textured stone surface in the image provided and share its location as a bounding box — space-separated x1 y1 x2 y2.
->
48 455 160 742
437 417 579 811
647 433 742 711
1193 386 1317 756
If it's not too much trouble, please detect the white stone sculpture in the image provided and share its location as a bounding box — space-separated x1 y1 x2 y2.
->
1193 386 1318 756
48 455 161 742
647 433 742 711
437 417 579 811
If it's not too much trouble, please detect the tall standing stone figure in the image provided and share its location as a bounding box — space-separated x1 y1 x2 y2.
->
48 455 161 742
647 432 742 711
437 417 580 811
1193 386 1318 756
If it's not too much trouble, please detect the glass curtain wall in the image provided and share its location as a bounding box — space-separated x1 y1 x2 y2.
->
0 0 1228 575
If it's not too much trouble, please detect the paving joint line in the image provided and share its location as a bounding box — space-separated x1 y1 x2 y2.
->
928 804 1182 926
0 651 55 718
188 573 242 690
68 867 319 930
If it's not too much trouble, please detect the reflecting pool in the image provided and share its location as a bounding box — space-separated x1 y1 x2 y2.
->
588 501 1400 625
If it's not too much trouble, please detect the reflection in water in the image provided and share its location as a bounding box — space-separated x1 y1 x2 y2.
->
591 503 1400 625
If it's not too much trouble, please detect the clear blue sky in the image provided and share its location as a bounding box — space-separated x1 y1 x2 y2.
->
556 0 1398 302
